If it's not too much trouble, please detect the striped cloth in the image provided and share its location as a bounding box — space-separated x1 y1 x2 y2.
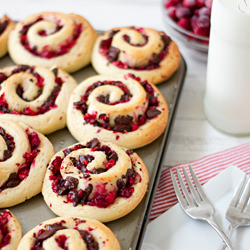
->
150 142 250 221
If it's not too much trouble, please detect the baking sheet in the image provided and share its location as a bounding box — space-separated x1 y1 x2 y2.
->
0 54 186 249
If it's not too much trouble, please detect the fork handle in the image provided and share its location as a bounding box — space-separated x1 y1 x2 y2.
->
218 223 238 250
207 218 235 250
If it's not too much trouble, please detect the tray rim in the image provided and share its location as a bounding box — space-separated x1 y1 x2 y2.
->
135 56 187 250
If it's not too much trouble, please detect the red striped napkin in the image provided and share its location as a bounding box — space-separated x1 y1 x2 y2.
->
150 142 250 221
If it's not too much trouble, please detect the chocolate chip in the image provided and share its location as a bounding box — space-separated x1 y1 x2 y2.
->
5 173 20 188
58 186 68 195
85 184 93 195
86 138 100 148
73 100 87 114
64 176 79 190
46 223 66 232
0 73 7 83
117 179 126 191
151 53 161 64
52 68 58 77
114 115 133 125
162 35 171 48
113 115 133 132
92 168 106 174
63 148 72 156
146 108 161 118
3 149 11 161
0 20 8 35
68 190 79 207
107 46 120 62
126 169 135 178
97 94 110 104
11 65 30 74
109 151 118 161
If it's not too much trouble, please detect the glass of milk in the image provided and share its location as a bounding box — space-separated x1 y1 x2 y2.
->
204 0 250 135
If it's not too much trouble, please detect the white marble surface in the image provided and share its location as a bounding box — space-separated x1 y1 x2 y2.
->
2 0 250 167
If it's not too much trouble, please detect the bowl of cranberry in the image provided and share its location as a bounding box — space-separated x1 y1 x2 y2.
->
162 0 212 52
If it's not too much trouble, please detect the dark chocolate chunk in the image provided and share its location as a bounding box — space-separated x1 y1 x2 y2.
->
97 94 110 104
146 108 161 118
86 138 100 148
107 46 120 62
64 176 79 190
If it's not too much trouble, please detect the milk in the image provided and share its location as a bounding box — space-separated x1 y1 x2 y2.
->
204 0 250 135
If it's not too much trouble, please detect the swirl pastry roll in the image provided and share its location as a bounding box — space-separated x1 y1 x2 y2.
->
42 138 149 222
17 217 121 250
0 15 15 58
67 74 168 149
0 65 77 134
0 120 54 208
8 12 97 73
0 209 22 250
92 26 181 84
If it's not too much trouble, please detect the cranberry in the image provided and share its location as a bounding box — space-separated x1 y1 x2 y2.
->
192 15 210 36
175 6 192 19
183 0 197 9
205 0 213 9
167 6 177 20
196 0 206 7
198 6 211 17
177 18 191 30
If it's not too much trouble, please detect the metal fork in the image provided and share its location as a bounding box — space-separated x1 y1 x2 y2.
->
219 174 250 250
170 166 234 250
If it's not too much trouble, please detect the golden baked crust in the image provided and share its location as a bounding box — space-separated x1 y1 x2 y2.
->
67 74 168 149
0 209 22 250
0 65 77 134
42 138 149 222
0 120 54 208
17 217 121 250
91 26 181 84
8 12 97 73
0 15 15 58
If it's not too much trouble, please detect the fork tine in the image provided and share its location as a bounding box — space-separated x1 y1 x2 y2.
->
237 176 250 211
230 174 247 207
176 168 194 205
170 170 188 209
183 167 201 204
188 165 207 201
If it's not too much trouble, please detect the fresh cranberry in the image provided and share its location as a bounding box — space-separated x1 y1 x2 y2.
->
183 0 197 9
192 15 210 36
175 6 192 19
177 18 191 30
205 0 213 9
196 0 206 7
198 6 211 17
167 6 177 20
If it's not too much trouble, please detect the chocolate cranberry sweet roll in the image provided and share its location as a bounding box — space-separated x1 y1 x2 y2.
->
42 138 149 222
17 217 121 250
0 120 54 208
8 12 97 73
67 74 168 149
0 15 15 58
0 209 22 250
91 26 181 85
0 65 77 134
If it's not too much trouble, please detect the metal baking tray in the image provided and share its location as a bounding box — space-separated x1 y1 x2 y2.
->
0 54 186 249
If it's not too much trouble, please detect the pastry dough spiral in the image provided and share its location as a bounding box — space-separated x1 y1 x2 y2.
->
67 74 168 149
0 120 54 207
0 15 15 58
42 138 149 222
8 12 97 73
92 26 181 84
0 65 77 134
17 217 121 250
0 209 22 250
